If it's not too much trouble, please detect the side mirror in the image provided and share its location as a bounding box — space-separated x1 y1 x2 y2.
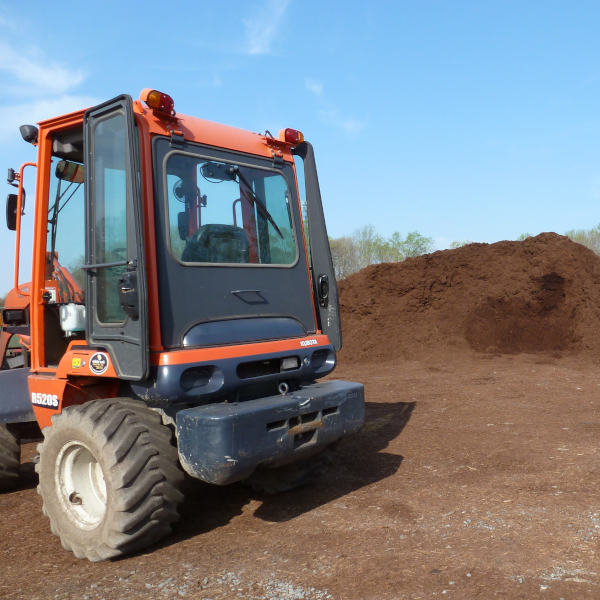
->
6 194 17 231
200 161 235 181
19 124 38 144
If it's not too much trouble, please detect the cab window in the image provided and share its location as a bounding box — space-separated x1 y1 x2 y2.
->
165 154 297 266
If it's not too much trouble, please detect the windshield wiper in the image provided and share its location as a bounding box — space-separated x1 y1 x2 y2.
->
227 165 283 239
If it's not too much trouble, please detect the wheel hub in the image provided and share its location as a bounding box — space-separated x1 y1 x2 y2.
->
55 441 107 529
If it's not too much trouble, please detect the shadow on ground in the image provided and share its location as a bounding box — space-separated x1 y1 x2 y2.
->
149 400 415 554
10 461 38 492
253 400 415 522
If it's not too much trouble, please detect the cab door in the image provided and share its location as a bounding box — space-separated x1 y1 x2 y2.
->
293 142 342 351
83 96 148 380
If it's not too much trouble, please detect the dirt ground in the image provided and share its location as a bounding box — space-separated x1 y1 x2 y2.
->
2 350 600 599
3 235 600 599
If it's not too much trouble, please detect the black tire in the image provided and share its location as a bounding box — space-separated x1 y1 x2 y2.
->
36 398 184 561
0 424 19 491
245 450 333 494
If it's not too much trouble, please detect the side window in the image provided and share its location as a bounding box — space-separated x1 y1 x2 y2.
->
47 158 86 292
293 154 310 262
92 113 129 323
263 174 296 264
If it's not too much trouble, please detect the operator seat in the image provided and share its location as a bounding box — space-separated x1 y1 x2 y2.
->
182 224 250 263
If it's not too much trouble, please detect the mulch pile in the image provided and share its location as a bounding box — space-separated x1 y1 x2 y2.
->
337 233 600 363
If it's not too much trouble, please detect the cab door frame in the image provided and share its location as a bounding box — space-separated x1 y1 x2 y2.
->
83 95 149 381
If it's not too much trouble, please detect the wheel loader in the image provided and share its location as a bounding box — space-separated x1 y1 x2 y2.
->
0 90 364 561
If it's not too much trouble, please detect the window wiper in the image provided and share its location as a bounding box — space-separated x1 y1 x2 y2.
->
227 165 283 239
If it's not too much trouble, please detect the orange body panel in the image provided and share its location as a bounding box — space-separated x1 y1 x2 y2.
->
57 344 119 379
155 335 330 366
28 374 119 429
28 376 67 428
131 101 293 164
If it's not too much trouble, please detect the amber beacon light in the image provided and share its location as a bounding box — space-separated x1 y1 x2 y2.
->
140 88 175 116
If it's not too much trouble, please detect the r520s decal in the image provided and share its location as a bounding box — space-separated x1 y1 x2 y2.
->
31 392 59 409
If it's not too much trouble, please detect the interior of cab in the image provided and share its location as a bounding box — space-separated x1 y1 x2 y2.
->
43 125 86 366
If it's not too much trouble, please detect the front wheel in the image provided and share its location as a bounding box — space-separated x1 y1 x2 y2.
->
36 398 184 561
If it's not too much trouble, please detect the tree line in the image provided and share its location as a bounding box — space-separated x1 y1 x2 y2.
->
329 225 433 280
2 225 600 303
328 224 600 280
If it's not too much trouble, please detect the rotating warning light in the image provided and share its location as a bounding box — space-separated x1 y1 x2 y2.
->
279 128 304 145
140 89 175 116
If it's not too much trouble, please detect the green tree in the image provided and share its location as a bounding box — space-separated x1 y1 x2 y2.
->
353 225 385 270
329 225 433 279
517 232 532 241
565 224 600 255
401 231 433 257
329 236 359 280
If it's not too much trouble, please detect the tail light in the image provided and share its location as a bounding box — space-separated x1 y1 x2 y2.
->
279 128 305 145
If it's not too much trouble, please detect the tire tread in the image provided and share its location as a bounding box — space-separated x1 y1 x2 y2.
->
37 398 183 561
0 425 19 491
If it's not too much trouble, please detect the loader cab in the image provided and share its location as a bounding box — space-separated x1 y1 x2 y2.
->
12 90 341 391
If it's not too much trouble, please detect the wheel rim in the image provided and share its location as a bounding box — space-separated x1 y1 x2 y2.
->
55 441 107 529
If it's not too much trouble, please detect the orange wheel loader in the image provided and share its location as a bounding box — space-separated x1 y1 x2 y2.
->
0 90 364 561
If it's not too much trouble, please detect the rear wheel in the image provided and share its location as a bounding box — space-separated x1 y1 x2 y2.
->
0 424 19 491
36 398 184 561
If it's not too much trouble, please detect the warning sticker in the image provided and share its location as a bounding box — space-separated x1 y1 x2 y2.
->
89 352 109 375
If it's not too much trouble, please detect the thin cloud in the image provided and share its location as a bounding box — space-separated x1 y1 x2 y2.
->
0 95 101 141
0 41 84 95
339 117 365 134
319 108 366 136
243 0 290 55
305 78 324 96
307 77 365 135
0 39 98 140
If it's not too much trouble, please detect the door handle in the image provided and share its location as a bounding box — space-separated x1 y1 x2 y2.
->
317 274 329 308
118 270 139 320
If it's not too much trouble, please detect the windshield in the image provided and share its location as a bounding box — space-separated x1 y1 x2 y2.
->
165 153 297 266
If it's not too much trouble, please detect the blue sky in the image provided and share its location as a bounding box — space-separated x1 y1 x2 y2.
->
1 0 600 295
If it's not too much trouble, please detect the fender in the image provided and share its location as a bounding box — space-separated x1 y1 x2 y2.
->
0 368 35 424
